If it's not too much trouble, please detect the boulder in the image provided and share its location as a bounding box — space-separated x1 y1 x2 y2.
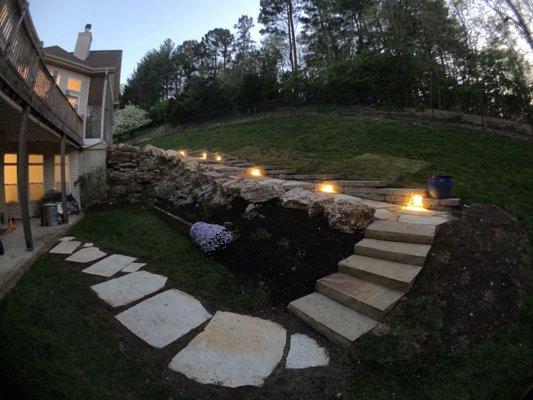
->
324 198 375 233
240 180 285 203
280 188 335 217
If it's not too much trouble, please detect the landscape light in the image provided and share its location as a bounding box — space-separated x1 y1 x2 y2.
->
200 152 207 160
215 154 223 162
178 150 187 157
247 167 264 177
404 194 426 211
317 182 337 194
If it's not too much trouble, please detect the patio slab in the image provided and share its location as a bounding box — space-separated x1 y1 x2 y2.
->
59 236 76 242
49 241 82 255
91 271 167 308
285 334 329 369
169 311 287 388
116 289 211 348
66 247 107 263
122 262 146 273
82 254 137 277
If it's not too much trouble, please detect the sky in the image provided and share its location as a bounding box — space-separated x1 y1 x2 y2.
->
30 0 262 84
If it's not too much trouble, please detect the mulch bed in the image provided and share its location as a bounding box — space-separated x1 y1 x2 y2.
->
158 198 361 308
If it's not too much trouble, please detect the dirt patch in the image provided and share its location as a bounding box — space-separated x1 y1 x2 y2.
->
159 198 361 307
414 203 530 349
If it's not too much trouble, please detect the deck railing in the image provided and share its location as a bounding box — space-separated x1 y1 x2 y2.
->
0 0 83 145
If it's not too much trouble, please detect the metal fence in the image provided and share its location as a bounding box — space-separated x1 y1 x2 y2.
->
116 93 532 145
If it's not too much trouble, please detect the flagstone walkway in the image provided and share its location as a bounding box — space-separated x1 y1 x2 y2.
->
48 237 329 388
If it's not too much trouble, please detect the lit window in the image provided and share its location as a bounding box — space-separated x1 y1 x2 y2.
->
3 153 44 203
68 95 79 112
67 78 82 92
54 155 70 191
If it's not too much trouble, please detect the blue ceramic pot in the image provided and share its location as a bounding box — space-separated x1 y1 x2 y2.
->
427 175 453 199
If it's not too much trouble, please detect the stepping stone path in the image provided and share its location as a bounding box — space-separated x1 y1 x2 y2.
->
49 240 81 255
116 289 211 348
91 271 167 308
59 236 76 242
289 218 439 348
286 334 329 369
169 311 286 388
66 247 107 263
122 262 146 273
82 254 137 277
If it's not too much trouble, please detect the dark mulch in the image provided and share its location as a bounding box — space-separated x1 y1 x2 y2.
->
415 203 531 349
158 198 361 308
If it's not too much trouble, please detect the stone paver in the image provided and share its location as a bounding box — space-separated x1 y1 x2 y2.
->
122 262 146 273
116 289 211 348
83 243 94 248
91 271 167 308
82 254 137 277
286 334 329 369
398 214 448 225
66 247 107 263
49 241 82 255
59 236 76 242
169 311 287 388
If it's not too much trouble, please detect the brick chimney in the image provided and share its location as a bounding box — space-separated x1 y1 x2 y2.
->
73 24 92 60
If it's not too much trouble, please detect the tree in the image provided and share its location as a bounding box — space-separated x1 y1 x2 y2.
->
233 15 256 67
259 0 302 74
483 0 533 51
202 28 234 76
112 104 151 136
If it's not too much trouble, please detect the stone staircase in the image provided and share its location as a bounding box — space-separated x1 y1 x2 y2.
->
288 220 436 348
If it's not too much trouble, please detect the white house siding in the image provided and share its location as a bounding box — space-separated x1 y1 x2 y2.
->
48 65 91 118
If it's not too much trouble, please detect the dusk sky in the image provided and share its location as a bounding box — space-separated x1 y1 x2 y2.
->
30 0 262 84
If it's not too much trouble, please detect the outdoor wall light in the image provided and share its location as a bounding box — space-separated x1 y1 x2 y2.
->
247 167 264 177
317 182 337 194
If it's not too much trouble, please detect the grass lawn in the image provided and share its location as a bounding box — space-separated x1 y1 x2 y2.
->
149 114 533 240
0 207 531 399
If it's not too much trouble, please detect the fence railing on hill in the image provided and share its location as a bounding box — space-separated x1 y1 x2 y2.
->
116 94 532 145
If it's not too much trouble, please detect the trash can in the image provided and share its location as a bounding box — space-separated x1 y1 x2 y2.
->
42 203 59 226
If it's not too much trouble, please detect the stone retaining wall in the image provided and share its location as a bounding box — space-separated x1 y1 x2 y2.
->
106 144 376 233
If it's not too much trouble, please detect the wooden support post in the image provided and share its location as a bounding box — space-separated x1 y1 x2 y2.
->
17 105 33 251
60 134 68 225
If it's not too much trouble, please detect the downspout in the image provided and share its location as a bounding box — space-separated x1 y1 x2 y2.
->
100 68 109 140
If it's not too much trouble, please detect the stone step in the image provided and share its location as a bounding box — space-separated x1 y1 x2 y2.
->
288 292 378 349
354 238 431 266
316 273 404 320
365 221 435 245
338 255 422 292
334 180 389 188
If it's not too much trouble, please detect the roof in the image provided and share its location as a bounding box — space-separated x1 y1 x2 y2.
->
43 46 122 71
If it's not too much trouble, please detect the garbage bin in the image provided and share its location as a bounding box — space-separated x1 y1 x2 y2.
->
42 203 59 226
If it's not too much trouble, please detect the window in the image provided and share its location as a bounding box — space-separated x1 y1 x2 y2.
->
67 78 82 92
3 154 44 203
54 155 70 191
67 95 79 112
54 73 61 85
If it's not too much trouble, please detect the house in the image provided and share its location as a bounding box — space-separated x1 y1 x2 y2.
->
0 0 121 252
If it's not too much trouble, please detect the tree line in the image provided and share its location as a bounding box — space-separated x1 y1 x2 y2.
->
121 0 532 126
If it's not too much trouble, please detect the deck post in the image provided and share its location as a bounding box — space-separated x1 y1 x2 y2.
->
60 134 69 225
17 105 33 251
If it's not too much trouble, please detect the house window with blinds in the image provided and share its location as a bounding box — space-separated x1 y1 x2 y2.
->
3 154 45 203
